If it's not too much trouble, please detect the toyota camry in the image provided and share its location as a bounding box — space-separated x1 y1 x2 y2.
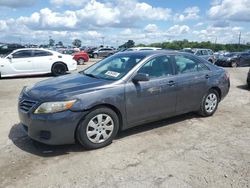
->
18 50 230 149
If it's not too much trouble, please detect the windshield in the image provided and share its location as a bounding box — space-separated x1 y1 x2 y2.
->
82 53 146 80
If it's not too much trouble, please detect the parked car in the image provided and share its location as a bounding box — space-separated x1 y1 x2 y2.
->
18 51 230 149
0 48 77 77
215 52 239 67
126 47 162 51
0 43 25 56
235 52 250 67
247 68 250 88
193 49 216 64
84 47 98 58
180 48 194 54
73 51 89 65
93 48 117 58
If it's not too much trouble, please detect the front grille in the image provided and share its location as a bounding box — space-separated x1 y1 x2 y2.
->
19 100 37 112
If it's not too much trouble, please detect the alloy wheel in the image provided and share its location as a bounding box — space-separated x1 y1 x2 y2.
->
86 114 114 144
205 93 218 113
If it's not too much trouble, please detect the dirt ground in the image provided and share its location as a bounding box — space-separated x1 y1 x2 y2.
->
0 63 249 188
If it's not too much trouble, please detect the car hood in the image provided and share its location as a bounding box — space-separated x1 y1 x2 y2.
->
26 73 114 101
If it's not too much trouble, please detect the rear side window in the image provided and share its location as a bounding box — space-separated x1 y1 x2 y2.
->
12 50 32 58
33 50 53 57
138 55 173 78
175 55 209 74
201 50 208 55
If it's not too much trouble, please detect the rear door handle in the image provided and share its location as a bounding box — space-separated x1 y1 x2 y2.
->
205 74 210 79
167 80 175 86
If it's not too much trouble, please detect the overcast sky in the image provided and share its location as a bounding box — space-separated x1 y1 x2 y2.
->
0 0 249 46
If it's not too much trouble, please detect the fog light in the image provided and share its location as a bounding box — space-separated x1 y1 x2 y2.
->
40 131 51 140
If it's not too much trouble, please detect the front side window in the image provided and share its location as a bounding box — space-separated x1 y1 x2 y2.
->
195 50 202 56
202 50 208 55
12 50 32 58
82 54 146 80
138 55 173 78
175 55 209 74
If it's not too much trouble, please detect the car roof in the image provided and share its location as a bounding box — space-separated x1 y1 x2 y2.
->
12 48 56 53
128 47 162 50
117 49 185 57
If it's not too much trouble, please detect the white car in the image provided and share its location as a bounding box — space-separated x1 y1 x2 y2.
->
0 48 77 78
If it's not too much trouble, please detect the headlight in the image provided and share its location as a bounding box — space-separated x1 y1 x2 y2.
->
34 100 76 114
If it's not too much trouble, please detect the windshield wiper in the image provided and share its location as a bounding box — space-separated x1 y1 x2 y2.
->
83 72 99 79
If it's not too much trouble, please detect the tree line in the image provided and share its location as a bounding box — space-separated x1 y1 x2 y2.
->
135 40 250 52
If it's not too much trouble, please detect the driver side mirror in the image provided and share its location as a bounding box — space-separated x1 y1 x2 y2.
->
132 73 150 82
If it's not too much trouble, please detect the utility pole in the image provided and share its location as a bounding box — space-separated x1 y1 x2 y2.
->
101 37 105 46
238 32 241 45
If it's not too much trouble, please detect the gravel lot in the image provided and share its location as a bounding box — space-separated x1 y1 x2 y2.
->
0 62 249 188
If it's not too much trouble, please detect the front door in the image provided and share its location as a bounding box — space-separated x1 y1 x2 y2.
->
125 55 177 127
10 50 33 74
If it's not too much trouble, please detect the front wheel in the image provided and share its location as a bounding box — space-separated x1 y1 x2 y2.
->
93 54 98 59
76 107 119 149
199 89 219 117
231 61 238 68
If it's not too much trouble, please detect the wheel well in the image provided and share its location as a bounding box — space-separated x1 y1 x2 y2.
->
210 87 221 101
52 61 68 71
74 104 124 141
208 59 213 63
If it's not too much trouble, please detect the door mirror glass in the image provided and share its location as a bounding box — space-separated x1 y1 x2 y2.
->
132 73 150 82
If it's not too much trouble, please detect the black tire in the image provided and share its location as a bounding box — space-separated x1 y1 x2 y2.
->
231 61 238 68
93 54 98 59
77 58 85 65
76 107 119 149
199 89 219 117
51 63 67 76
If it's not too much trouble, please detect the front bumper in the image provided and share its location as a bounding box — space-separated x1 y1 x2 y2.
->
18 96 87 145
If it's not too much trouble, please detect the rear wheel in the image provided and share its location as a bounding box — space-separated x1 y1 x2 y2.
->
52 63 67 76
199 89 219 117
77 58 85 65
76 107 119 149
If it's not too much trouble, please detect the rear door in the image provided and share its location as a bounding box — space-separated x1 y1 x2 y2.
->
32 50 54 72
125 55 177 126
173 54 211 113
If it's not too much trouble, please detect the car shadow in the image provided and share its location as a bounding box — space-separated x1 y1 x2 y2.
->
9 113 200 157
237 85 250 91
8 123 87 157
117 113 200 139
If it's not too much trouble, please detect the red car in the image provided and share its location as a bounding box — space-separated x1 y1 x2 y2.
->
73 51 89 64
